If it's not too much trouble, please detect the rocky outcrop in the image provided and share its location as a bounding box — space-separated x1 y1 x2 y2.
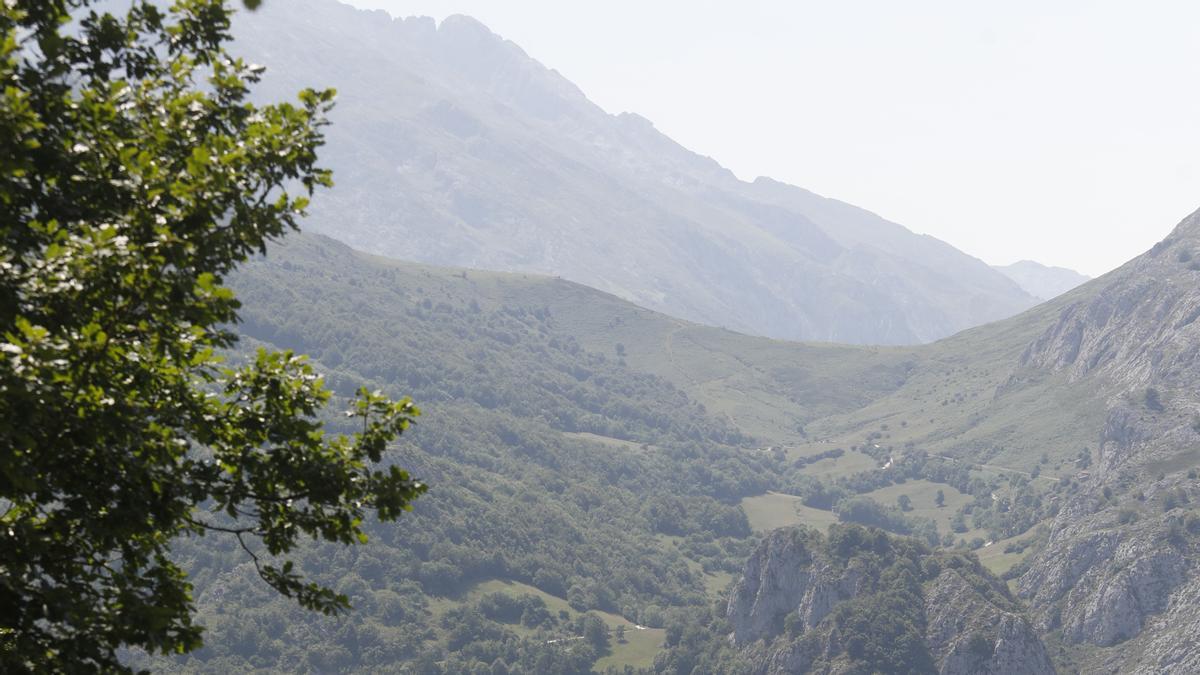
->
728 528 868 645
1018 208 1200 389
1133 574 1200 673
995 213 1200 670
728 526 1055 675
728 527 819 644
925 569 1056 675
1060 545 1185 646
1017 501 1193 648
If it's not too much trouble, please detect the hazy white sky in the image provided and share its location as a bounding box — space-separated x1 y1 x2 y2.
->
345 0 1199 276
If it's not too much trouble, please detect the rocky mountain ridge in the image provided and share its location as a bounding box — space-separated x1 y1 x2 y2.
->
997 209 1200 672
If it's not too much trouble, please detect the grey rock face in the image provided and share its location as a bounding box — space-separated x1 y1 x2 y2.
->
1134 575 1200 674
1006 212 1200 669
728 528 818 645
1019 208 1200 388
728 529 877 649
1059 545 1184 646
1018 504 1191 649
727 528 1055 675
925 570 1055 675
1016 525 1122 619
227 0 1039 345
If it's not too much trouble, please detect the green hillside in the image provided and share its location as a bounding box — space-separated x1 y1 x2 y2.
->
410 235 1108 471
134 232 1117 673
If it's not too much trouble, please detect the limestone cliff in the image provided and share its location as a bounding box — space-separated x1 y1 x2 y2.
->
1007 209 1200 671
727 526 1055 675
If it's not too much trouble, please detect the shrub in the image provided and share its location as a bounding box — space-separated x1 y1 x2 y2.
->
1145 387 1165 412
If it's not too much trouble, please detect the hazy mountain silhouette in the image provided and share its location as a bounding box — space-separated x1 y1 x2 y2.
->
231 0 1037 344
993 260 1091 300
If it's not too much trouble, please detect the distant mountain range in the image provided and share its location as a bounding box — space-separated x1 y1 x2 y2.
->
993 260 1091 300
230 0 1041 344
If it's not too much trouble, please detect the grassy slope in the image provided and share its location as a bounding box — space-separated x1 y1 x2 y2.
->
741 493 839 532
813 280 1111 466
432 580 668 671
862 480 972 532
348 243 918 444
439 240 1109 476
398 240 1109 559
312 230 1113 546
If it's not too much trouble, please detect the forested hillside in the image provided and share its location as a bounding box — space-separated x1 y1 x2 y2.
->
116 231 1048 672
137 208 1200 673
129 233 912 673
117 228 1065 672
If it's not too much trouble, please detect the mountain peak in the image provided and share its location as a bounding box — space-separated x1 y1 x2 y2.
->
436 13 511 49
438 13 491 33
993 260 1090 301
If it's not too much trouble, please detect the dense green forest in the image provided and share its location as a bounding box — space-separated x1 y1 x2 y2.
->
131 234 774 672
124 234 1073 673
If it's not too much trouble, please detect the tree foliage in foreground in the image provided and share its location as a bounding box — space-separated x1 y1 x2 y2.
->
0 0 424 670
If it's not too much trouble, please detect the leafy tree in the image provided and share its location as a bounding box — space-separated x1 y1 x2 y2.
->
0 0 424 670
896 494 913 512
951 511 968 533
935 489 945 507
1076 447 1092 469
582 614 611 652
